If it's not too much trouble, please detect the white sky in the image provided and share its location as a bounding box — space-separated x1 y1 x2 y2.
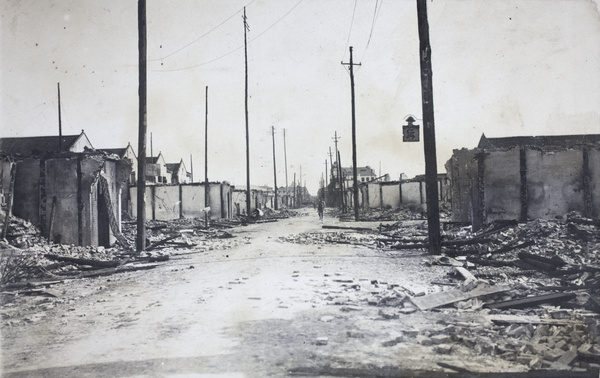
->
2 0 599 195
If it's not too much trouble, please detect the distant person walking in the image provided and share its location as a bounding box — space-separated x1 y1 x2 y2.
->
317 199 324 221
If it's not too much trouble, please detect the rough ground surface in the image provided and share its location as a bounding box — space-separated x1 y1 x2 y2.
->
0 209 597 377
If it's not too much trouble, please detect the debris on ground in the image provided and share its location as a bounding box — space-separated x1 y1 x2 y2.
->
281 208 600 374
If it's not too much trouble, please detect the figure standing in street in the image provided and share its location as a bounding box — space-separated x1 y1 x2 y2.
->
317 199 324 221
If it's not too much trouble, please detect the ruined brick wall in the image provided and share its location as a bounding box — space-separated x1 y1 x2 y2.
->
449 145 600 226
446 149 479 223
151 185 181 220
131 183 231 220
589 148 600 218
209 183 223 219
401 181 424 210
181 184 208 218
367 183 379 209
483 148 521 222
12 158 40 224
526 148 585 219
44 157 79 245
381 183 401 210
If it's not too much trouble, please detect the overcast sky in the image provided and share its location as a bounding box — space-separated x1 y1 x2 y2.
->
2 0 599 195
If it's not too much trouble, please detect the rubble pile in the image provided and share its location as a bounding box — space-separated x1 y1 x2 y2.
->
0 214 249 286
337 207 425 222
279 230 379 247
315 268 600 373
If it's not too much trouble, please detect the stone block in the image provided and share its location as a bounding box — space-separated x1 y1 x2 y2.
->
316 337 329 346
430 334 452 345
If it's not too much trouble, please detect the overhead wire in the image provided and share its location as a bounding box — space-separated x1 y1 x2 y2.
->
360 0 383 62
155 0 304 72
150 0 257 62
341 0 358 62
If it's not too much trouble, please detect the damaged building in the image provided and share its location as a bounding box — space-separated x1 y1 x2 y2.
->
0 132 132 247
447 133 600 229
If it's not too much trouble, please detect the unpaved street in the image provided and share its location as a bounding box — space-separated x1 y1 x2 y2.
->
0 210 583 377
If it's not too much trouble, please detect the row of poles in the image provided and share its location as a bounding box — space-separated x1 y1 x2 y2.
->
325 0 441 254
136 0 440 254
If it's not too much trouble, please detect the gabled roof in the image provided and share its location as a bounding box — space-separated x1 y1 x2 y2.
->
145 152 165 165
100 143 137 160
0 130 93 156
102 147 127 157
166 159 188 174
165 162 180 172
478 133 600 149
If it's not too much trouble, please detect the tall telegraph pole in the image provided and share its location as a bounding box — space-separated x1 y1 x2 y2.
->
332 132 342 210
243 7 251 216
283 129 289 207
272 126 278 210
342 46 361 221
204 86 209 227
416 0 441 254
136 0 147 253
57 83 63 152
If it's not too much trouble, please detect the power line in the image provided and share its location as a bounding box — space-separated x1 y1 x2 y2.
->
341 0 358 61
154 0 304 72
360 0 383 62
149 0 256 62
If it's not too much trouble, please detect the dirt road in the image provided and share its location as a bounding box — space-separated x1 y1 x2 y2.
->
3 209 530 377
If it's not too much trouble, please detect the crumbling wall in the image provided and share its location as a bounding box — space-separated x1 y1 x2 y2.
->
0 159 13 204
449 144 600 225
131 183 232 220
526 148 584 219
447 149 479 223
381 183 400 210
79 155 106 246
483 148 521 222
129 186 153 222
12 158 40 224
209 183 222 220
589 147 600 218
220 183 232 218
401 181 424 210
44 157 79 245
232 190 251 215
367 183 380 209
181 184 207 219
151 185 180 221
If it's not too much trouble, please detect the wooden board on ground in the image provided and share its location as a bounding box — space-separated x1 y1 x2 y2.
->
410 284 512 311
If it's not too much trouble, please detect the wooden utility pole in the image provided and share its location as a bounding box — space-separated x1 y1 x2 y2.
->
338 150 346 213
272 126 278 210
416 0 441 254
342 46 361 221
136 0 147 253
150 132 153 160
57 83 63 152
332 132 343 210
324 159 328 202
243 7 251 217
190 154 193 182
293 172 296 208
299 165 302 206
283 129 289 207
205 86 209 227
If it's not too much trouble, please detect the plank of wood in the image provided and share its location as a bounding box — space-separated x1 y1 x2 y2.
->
410 284 511 311
550 346 578 370
485 292 577 310
322 225 374 232
44 254 120 268
488 314 584 326
454 267 476 281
